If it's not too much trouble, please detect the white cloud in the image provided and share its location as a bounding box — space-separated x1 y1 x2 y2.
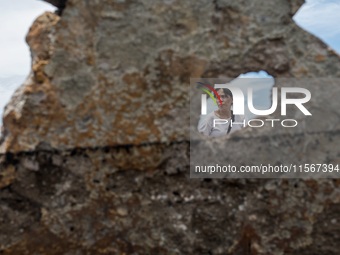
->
294 1 340 41
0 0 55 77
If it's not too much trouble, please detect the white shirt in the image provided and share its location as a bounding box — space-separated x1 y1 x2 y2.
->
197 111 245 137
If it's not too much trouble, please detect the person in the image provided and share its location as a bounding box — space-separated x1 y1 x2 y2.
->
198 88 245 137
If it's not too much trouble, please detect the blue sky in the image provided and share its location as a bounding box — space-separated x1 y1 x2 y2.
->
294 0 340 54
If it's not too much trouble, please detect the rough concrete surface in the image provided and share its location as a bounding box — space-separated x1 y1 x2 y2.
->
0 0 339 254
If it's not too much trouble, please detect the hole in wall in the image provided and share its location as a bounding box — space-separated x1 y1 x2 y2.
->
205 70 275 121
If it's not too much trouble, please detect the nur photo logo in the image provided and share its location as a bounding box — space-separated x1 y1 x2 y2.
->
196 80 312 134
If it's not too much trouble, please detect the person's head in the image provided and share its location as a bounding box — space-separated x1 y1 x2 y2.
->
215 88 233 109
